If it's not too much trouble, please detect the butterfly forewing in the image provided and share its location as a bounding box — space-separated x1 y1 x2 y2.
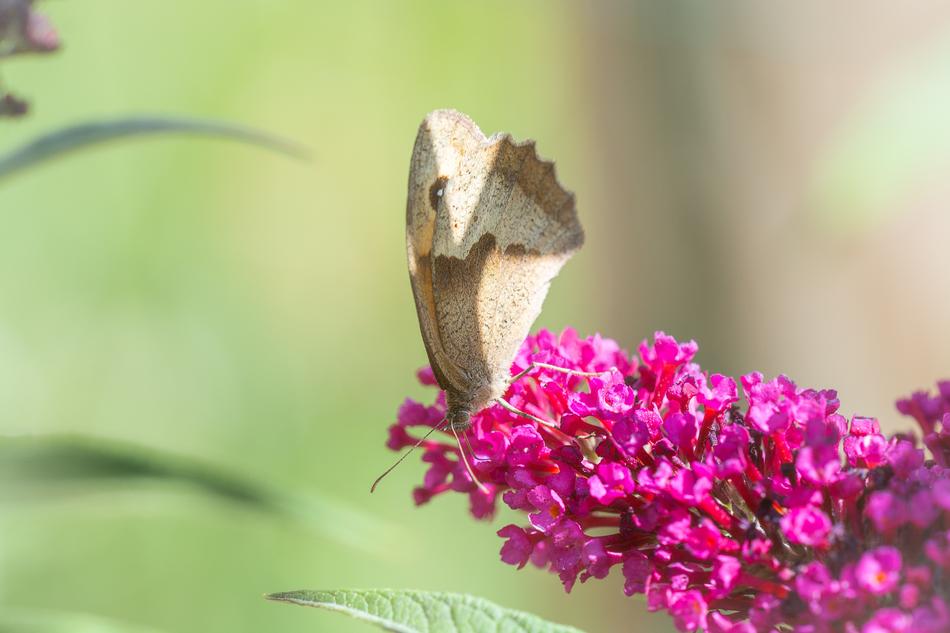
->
406 110 482 397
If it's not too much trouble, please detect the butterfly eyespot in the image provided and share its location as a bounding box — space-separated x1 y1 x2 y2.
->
428 176 448 211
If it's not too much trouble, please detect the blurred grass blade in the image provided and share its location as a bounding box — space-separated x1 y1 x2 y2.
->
0 434 392 553
266 590 586 633
0 609 166 633
0 116 308 181
0 433 278 506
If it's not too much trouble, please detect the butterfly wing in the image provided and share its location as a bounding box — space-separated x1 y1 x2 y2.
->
405 110 483 397
428 112 584 410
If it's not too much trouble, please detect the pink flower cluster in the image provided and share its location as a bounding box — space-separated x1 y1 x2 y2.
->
387 329 950 632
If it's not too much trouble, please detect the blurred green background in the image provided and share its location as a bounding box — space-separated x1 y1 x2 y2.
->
2 2 950 632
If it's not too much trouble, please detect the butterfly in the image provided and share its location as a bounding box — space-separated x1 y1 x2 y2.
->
373 110 586 492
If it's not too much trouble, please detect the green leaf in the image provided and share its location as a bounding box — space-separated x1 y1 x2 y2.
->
0 434 394 554
0 116 308 181
0 608 166 633
265 589 587 633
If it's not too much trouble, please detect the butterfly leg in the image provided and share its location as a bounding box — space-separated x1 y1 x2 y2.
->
499 365 613 430
495 397 559 429
509 362 610 386
451 425 489 494
460 430 491 462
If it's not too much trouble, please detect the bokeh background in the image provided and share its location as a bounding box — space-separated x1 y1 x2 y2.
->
1 2 949 632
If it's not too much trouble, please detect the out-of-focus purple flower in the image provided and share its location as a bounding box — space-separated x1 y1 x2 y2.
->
797 444 842 485
0 0 59 55
698 374 738 413
0 0 61 118
683 519 730 560
668 589 708 632
862 608 912 633
386 328 950 632
887 440 925 480
588 461 635 505
781 506 832 547
622 550 652 596
856 547 902 595
23 7 57 52
866 491 908 537
924 531 950 569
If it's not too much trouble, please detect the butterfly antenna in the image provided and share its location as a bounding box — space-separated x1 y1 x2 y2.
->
371 418 446 493
452 425 489 495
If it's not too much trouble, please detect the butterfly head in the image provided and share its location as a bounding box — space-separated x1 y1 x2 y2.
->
446 406 472 432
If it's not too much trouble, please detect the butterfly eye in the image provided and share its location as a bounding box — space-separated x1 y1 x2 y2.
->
428 176 448 211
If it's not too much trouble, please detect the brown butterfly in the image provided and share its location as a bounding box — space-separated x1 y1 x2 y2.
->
373 110 587 492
